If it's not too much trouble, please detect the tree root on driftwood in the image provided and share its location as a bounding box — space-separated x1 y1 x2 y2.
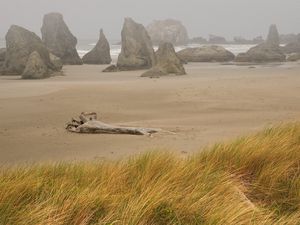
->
66 112 162 136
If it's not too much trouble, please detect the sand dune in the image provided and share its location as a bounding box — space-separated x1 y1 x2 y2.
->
1 62 300 164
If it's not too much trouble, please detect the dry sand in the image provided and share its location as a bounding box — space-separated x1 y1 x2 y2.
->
1 62 300 164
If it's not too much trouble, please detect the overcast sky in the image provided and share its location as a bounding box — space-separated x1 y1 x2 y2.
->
1 0 299 41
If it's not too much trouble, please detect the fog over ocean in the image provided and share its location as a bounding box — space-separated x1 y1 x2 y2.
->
0 37 254 60
78 41 255 59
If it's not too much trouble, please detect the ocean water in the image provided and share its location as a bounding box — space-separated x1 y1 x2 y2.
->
77 39 255 60
0 38 254 60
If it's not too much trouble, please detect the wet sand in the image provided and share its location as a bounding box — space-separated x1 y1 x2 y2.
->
1 62 300 164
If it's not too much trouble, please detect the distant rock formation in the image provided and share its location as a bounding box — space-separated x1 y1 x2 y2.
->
177 45 235 62
233 36 264 45
22 51 49 79
233 36 250 44
141 42 186 77
252 36 264 44
209 35 227 44
235 25 285 63
41 12 82 65
147 19 189 45
116 18 156 71
2 25 60 76
82 29 112 64
282 34 300 54
189 37 208 44
266 24 280 46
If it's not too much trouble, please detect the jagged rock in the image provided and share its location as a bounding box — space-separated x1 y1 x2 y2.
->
147 19 189 45
22 51 49 79
177 45 235 62
103 64 119 72
0 48 6 61
82 29 112 64
141 42 186 77
117 18 156 71
41 12 82 65
235 25 285 63
287 53 300 62
282 34 300 54
2 25 59 75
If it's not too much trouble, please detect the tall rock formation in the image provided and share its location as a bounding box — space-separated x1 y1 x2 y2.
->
41 12 82 65
82 29 112 64
116 18 156 70
141 42 186 77
146 19 189 45
266 24 280 46
235 25 285 63
2 25 60 75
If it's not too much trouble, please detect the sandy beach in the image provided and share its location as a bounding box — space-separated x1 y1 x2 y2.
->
0 62 300 164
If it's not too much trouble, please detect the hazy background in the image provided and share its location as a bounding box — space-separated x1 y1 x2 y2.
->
1 0 300 41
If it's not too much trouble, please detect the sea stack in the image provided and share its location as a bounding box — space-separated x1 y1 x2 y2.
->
146 19 189 45
116 18 156 71
41 12 82 65
266 24 280 46
235 24 285 63
141 42 186 77
2 25 61 76
82 29 112 64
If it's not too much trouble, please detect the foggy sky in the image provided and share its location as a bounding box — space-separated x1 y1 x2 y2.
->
1 0 300 41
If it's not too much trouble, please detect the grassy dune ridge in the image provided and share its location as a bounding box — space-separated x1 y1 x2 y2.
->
0 123 300 224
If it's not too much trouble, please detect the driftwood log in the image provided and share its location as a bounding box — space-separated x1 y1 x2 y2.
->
66 112 161 136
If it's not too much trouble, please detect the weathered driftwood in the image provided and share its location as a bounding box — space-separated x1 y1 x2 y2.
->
66 112 161 136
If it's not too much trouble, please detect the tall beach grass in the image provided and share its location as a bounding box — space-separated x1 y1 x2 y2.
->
0 123 300 224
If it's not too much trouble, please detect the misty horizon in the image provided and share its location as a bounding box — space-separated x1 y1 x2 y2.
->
1 0 300 41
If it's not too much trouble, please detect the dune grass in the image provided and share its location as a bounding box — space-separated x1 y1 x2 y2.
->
0 123 300 224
